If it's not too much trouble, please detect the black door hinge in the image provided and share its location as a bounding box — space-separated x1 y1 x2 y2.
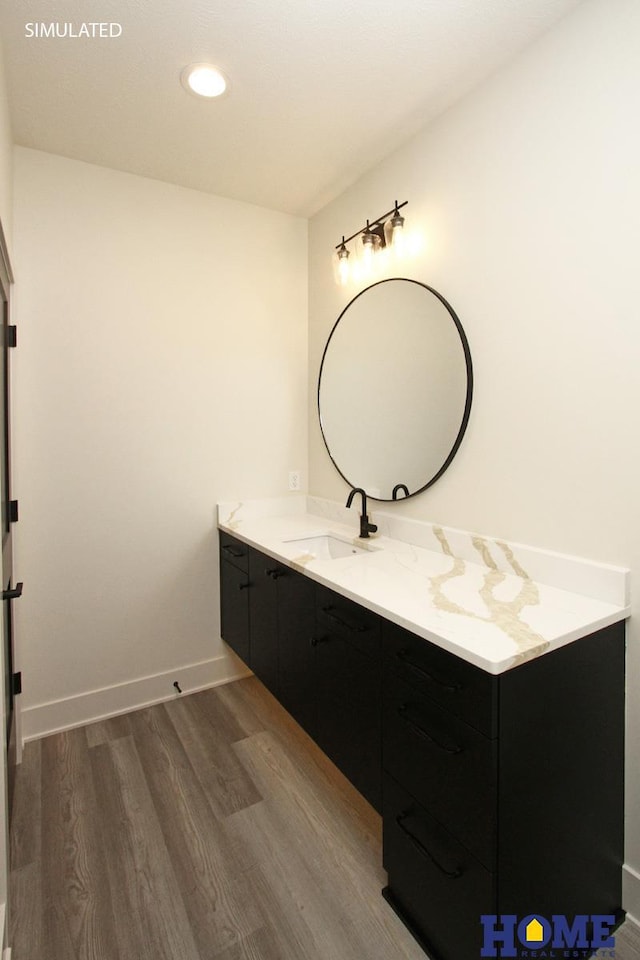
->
6 325 16 348
9 500 18 523
12 672 21 696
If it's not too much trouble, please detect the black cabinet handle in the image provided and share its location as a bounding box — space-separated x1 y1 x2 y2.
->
239 582 250 591
397 704 462 755
222 545 245 559
396 812 462 879
310 636 328 647
396 649 461 692
321 605 367 633
2 581 23 601
266 568 286 580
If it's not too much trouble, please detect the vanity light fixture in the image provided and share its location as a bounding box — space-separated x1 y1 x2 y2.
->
181 63 228 99
334 201 407 285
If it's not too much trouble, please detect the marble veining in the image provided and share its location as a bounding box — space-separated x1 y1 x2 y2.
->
430 527 548 666
224 502 243 530
217 496 630 674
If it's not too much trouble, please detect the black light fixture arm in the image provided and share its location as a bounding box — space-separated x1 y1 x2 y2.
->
335 200 408 250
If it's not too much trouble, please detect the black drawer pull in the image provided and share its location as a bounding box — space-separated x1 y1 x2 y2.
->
238 582 250 591
321 605 367 633
310 636 328 647
266 568 286 580
397 704 463 755
396 812 462 879
396 649 461 692
222 544 245 559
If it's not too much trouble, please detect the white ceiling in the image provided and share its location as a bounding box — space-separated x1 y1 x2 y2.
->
0 0 584 217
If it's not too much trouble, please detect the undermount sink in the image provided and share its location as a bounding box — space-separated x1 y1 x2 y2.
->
283 534 375 560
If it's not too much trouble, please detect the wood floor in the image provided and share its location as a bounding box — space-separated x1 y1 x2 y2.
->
9 677 426 960
9 676 640 960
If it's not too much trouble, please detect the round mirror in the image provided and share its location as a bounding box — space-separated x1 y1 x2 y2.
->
318 278 473 501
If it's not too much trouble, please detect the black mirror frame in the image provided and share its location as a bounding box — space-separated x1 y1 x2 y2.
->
317 278 474 502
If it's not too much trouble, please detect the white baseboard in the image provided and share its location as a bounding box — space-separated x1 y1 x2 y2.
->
21 654 251 742
623 863 640 926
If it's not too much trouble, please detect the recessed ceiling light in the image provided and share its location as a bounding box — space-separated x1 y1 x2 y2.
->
181 63 228 99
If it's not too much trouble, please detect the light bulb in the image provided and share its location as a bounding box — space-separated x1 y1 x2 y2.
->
390 204 405 255
181 64 228 98
361 224 380 275
336 239 350 285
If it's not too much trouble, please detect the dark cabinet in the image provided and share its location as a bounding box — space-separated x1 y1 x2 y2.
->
219 531 250 663
278 571 317 738
247 548 283 696
383 774 494 960
383 671 496 868
315 586 382 811
220 536 318 733
382 619 625 959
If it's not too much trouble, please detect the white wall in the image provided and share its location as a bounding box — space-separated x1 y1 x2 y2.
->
13 148 308 737
309 0 640 919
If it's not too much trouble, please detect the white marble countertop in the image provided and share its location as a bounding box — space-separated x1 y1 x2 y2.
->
217 496 630 675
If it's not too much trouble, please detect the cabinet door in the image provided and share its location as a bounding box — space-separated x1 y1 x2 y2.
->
315 630 382 812
248 548 281 696
220 556 250 664
278 570 317 738
383 774 494 960
384 620 498 738
384 673 496 870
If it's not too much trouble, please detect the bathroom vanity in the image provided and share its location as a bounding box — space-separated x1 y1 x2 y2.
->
218 496 629 960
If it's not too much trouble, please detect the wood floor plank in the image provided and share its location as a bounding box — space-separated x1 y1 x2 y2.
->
211 922 296 960
213 864 317 960
40 727 119 960
9 861 44 960
617 921 640 960
10 738 42 870
84 713 133 747
182 686 257 744
228 796 373 960
214 677 275 739
128 703 264 956
164 691 263 817
89 733 201 960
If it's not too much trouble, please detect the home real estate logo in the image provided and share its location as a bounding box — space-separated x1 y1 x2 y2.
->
480 914 617 957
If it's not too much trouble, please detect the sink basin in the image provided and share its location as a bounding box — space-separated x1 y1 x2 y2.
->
283 534 373 560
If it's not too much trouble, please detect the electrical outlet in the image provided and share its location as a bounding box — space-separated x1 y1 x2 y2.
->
288 470 301 491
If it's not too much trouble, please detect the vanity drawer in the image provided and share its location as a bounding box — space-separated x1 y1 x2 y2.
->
383 774 494 960
219 555 250 664
384 674 496 869
383 621 497 737
316 585 381 658
219 531 250 573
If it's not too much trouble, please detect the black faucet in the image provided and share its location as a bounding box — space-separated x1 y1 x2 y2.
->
345 487 378 539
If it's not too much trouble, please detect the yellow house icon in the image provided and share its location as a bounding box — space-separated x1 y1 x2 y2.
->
525 918 545 942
